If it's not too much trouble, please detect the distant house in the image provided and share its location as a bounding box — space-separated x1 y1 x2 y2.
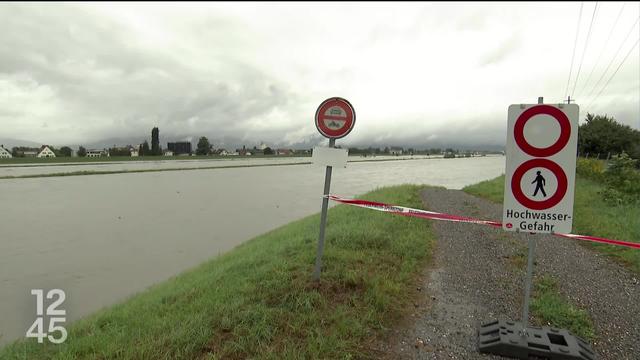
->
37 146 56 158
86 149 107 158
129 146 139 157
389 147 403 156
164 150 174 156
23 151 38 157
0 145 12 158
276 149 292 156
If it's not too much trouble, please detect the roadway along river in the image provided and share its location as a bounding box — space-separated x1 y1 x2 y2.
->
0 156 504 345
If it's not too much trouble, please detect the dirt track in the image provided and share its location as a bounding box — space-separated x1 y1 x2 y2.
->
381 188 639 359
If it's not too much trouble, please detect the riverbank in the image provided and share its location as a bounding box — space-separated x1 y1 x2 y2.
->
0 156 505 347
0 155 307 165
0 155 451 179
0 185 435 359
0 154 441 167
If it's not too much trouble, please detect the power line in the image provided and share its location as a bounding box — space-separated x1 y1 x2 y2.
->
571 2 599 97
564 2 584 98
586 37 640 110
577 2 626 98
584 15 640 101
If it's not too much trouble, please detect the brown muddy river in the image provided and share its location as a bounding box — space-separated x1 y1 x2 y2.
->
0 156 505 345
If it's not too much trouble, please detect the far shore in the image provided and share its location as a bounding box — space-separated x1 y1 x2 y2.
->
0 155 503 180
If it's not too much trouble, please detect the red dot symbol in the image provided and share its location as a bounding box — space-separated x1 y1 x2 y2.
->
506 223 513 229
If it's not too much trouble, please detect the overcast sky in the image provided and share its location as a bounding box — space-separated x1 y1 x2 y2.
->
1 2 638 148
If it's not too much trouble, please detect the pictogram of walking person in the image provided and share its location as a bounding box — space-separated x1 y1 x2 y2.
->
532 170 547 197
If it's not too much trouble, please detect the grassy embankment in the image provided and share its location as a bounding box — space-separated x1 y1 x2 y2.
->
0 185 434 359
464 174 640 340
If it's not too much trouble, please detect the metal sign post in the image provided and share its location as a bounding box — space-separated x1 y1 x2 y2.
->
520 96 544 336
520 233 536 334
313 138 335 281
311 97 355 281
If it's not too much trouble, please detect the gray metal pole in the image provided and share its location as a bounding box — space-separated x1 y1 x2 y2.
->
521 235 536 331
313 138 336 280
521 97 543 334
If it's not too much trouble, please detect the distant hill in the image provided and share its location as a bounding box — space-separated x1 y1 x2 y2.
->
0 138 42 149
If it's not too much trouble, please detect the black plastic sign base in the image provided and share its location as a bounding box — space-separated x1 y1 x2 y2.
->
478 319 596 360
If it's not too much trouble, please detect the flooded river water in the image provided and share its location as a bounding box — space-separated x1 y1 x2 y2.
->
0 156 504 345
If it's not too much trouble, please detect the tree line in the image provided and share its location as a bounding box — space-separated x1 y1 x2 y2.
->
578 113 640 164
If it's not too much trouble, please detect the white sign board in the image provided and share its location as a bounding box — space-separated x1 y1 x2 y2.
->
503 104 579 234
312 146 348 168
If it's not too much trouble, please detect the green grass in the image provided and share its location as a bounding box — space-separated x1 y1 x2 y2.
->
0 185 433 359
462 176 506 203
463 175 640 273
531 276 595 341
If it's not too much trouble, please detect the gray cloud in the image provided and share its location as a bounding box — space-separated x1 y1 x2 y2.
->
0 4 299 145
0 3 637 149
480 34 521 66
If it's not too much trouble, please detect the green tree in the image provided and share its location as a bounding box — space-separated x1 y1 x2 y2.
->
151 127 161 156
141 141 150 156
578 114 640 160
263 147 274 155
59 146 72 157
77 146 87 157
196 137 211 155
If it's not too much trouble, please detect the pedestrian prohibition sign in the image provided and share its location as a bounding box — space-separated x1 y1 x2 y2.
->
315 97 356 139
503 103 579 234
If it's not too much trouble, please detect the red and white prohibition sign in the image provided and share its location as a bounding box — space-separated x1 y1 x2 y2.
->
315 97 356 139
512 105 571 210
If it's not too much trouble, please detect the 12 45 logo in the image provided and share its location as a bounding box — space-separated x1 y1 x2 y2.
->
26 289 67 344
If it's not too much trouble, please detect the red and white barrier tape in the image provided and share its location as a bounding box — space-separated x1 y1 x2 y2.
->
327 195 640 250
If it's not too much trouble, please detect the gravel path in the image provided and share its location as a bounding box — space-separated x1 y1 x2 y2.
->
381 187 639 359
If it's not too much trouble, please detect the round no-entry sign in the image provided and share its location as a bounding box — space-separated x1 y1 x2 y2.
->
513 105 571 157
315 97 355 139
